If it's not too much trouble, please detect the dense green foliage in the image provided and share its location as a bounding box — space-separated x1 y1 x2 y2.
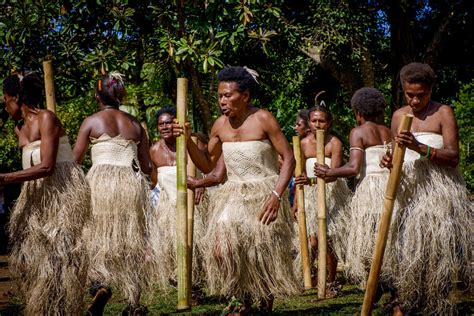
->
0 1 472 188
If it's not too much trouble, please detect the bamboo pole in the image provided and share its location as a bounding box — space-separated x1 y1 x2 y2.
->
292 136 312 290
42 60 56 113
176 78 191 311
186 136 197 294
316 129 327 299
361 114 414 315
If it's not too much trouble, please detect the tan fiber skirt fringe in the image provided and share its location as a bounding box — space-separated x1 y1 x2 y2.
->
9 161 91 316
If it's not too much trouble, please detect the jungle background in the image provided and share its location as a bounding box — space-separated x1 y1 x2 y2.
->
0 1 472 313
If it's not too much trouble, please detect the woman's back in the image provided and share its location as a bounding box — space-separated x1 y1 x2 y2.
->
86 108 143 142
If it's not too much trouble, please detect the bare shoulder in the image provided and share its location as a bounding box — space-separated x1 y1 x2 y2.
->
329 134 343 147
392 106 410 119
437 103 455 116
38 108 57 121
255 108 275 121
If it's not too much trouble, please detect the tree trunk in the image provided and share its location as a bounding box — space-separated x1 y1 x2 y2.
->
188 65 213 134
386 0 416 110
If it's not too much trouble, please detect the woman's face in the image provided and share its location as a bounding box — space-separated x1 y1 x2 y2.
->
309 110 331 133
217 81 249 117
403 82 432 113
3 92 21 120
157 113 175 141
294 117 308 137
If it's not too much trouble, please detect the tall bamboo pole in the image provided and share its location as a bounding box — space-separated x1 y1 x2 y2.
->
42 60 56 113
292 136 312 290
186 136 197 293
176 78 191 311
316 129 327 299
361 114 413 315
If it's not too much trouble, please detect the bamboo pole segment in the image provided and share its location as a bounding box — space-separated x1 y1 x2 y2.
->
42 60 56 113
361 114 413 316
316 129 327 299
176 78 191 311
186 136 197 293
292 136 312 290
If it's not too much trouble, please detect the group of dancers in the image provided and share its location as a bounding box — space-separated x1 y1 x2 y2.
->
0 62 471 315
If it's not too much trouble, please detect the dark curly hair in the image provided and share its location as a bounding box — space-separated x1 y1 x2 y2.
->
96 72 126 108
400 62 436 88
217 66 257 98
351 87 386 118
156 106 176 121
3 72 43 108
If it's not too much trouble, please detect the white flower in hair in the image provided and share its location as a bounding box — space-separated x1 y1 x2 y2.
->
108 71 125 85
243 66 259 84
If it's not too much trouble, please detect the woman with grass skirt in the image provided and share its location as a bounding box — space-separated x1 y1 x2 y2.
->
74 72 153 315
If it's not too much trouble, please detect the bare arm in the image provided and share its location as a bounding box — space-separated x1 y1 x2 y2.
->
1 111 61 184
173 120 221 173
137 125 153 177
73 117 92 163
187 155 226 189
315 128 363 179
258 110 295 225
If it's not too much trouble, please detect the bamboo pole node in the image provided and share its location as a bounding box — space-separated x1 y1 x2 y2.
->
316 129 327 299
176 77 191 311
361 113 413 315
42 60 56 113
292 136 312 290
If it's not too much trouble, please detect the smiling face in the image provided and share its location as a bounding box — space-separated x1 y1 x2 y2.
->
217 81 249 117
157 112 175 141
309 110 331 133
403 82 432 113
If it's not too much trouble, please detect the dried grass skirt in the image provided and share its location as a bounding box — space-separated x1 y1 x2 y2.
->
83 164 149 305
344 174 403 286
9 162 91 315
203 177 300 302
147 190 208 288
395 160 472 314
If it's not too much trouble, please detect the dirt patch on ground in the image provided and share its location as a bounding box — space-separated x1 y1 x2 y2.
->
0 255 16 309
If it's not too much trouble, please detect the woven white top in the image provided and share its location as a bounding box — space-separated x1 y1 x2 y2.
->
222 140 279 182
90 134 139 167
157 165 177 202
22 136 74 169
405 132 443 162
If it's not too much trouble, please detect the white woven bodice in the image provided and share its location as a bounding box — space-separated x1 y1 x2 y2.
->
405 132 444 162
22 136 74 169
222 140 279 182
90 134 139 167
360 145 390 178
305 157 331 178
157 166 177 202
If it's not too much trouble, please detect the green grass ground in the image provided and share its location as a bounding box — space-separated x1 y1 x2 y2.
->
100 283 473 315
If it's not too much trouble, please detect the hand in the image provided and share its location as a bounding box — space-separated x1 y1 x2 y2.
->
314 163 330 179
294 174 309 186
379 152 393 169
292 204 298 223
172 119 191 138
195 187 205 205
258 193 279 225
394 131 421 152
186 176 198 190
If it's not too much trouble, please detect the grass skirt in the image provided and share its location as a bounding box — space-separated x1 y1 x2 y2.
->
147 189 208 288
395 160 472 314
203 176 300 302
84 164 149 305
343 174 403 286
9 162 91 315
294 179 351 280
